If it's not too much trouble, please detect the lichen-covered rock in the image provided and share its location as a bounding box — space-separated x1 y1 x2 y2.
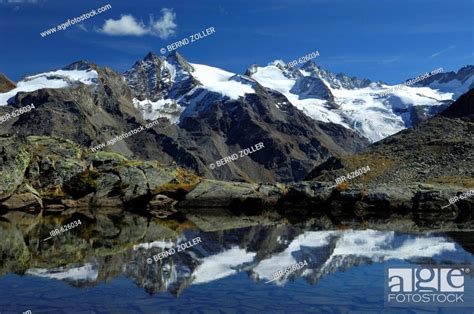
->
138 162 176 192
25 136 86 192
0 136 31 200
93 172 121 198
115 166 149 203
86 151 128 171
177 180 283 211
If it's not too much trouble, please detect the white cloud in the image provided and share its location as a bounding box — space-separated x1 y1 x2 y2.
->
77 24 87 32
380 56 401 64
99 9 177 39
430 45 455 58
150 8 177 39
100 15 148 36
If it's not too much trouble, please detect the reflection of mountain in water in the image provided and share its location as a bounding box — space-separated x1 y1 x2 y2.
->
26 262 99 288
1 216 472 296
127 229 465 293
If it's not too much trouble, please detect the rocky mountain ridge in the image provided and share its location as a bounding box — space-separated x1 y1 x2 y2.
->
0 53 368 183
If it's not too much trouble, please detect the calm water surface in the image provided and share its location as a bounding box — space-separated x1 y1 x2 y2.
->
0 213 473 313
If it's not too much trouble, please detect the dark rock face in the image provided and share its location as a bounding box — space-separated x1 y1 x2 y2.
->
124 52 198 102
0 61 150 160
300 61 378 90
290 76 336 105
441 87 474 119
0 73 16 93
173 82 368 182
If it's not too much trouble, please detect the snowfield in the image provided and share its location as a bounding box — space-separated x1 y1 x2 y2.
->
249 61 456 142
0 69 98 106
190 63 255 100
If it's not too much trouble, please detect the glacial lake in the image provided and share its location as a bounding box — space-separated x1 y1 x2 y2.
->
0 212 473 313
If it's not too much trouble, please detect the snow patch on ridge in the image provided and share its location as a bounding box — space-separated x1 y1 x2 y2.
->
189 63 255 99
0 69 98 106
132 98 183 124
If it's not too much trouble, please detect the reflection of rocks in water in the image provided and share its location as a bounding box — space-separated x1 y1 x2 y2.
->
446 231 474 255
0 220 30 275
0 211 183 286
126 247 197 296
1 213 473 296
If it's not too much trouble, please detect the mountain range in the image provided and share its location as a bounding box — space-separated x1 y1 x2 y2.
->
0 52 472 183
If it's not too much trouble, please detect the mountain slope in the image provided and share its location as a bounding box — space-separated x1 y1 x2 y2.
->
307 88 474 188
0 73 16 93
122 52 369 182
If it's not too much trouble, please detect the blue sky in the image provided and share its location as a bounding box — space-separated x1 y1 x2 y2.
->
0 0 472 83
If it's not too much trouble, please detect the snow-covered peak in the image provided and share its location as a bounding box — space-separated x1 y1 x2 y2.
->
25 69 98 85
244 64 259 77
249 64 296 95
249 63 346 126
300 60 375 90
269 59 287 68
143 51 161 62
63 60 97 72
187 63 255 100
0 68 98 106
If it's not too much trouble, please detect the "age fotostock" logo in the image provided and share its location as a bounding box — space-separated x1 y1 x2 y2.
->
385 265 472 307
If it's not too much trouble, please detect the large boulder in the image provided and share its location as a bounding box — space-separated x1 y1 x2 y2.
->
0 136 31 200
177 180 283 213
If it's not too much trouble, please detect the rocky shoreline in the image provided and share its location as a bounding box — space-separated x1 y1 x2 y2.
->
1 135 472 230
